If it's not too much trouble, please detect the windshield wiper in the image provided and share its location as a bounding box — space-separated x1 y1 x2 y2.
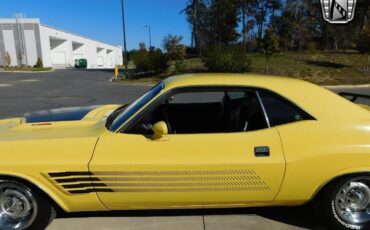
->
105 104 129 128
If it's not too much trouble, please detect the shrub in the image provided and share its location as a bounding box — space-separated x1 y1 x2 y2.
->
4 51 11 66
203 47 251 73
131 50 151 72
162 34 186 61
174 60 187 73
34 58 43 68
148 49 169 72
131 49 168 73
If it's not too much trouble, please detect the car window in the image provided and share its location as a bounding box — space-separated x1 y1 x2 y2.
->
168 91 224 104
109 82 164 131
258 90 313 126
125 88 269 134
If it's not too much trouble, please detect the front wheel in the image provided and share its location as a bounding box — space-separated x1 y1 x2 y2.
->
321 175 370 230
0 179 56 230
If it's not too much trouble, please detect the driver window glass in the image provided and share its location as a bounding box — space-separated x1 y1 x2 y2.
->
168 92 223 104
126 89 269 135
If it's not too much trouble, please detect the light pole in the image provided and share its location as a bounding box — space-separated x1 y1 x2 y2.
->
121 0 128 79
144 25 152 50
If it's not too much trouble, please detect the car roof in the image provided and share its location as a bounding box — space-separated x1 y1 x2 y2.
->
164 73 306 89
163 74 370 121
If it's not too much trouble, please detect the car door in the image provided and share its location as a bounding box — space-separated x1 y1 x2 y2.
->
89 88 286 210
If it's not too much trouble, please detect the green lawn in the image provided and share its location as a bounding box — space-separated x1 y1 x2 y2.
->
0 67 53 72
249 52 370 85
117 52 370 85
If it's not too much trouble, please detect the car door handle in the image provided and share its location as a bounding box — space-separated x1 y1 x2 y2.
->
254 146 270 157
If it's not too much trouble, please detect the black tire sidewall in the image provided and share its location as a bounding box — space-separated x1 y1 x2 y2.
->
321 176 369 230
0 179 55 230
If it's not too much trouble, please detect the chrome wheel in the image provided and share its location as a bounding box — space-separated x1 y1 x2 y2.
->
0 183 38 230
334 177 370 225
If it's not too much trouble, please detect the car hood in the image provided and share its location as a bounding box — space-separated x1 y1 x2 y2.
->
24 105 101 123
359 104 370 112
0 104 121 141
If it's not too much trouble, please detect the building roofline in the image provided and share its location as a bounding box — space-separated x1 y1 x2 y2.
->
41 24 122 50
0 18 40 23
0 18 121 50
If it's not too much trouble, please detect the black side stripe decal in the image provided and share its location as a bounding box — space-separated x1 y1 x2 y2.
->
49 172 93 177
55 177 100 183
62 183 107 189
69 188 114 194
46 170 270 195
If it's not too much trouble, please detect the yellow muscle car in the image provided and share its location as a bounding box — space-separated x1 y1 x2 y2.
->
0 74 369 230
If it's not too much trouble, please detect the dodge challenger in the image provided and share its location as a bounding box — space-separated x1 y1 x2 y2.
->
0 74 369 230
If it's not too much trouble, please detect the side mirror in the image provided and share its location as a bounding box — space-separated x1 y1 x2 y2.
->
152 121 168 139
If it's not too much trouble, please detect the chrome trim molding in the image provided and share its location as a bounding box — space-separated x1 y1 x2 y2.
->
256 91 271 128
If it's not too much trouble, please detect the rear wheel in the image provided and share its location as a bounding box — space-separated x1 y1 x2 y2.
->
0 179 55 230
321 175 370 230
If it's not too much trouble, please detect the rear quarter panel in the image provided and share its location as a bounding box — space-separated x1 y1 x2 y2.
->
274 120 370 204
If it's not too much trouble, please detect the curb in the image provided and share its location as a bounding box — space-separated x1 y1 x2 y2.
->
0 69 54 74
325 84 370 89
109 77 155 87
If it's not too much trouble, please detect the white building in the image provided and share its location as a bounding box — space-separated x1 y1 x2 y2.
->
0 18 123 69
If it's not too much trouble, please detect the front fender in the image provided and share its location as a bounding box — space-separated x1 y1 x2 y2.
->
0 170 107 212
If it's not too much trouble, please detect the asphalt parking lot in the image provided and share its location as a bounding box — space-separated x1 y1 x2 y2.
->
0 69 369 230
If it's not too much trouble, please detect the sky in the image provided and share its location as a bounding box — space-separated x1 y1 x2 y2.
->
0 0 191 50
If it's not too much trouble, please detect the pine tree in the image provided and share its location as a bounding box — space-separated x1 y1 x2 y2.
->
260 27 279 72
209 0 239 47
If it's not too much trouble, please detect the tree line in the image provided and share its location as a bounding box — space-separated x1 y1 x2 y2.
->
128 0 370 75
183 0 370 53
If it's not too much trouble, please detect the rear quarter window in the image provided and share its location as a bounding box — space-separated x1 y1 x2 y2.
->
258 90 314 126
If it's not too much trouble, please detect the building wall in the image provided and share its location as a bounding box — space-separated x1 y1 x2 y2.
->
0 19 42 67
40 24 122 69
0 18 122 69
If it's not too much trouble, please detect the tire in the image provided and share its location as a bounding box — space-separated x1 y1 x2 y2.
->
0 178 56 230
320 175 370 230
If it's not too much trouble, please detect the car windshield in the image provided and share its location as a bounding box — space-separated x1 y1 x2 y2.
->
109 82 164 131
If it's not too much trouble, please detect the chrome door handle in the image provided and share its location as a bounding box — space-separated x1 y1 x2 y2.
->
254 146 270 157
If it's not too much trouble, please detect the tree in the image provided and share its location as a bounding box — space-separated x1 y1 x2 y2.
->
17 51 24 67
254 0 269 47
267 0 282 23
139 42 147 51
4 51 11 66
260 27 279 72
162 34 186 61
237 0 257 50
182 0 209 52
358 24 370 71
209 0 239 47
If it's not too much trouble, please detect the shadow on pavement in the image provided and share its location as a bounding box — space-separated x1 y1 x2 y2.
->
57 205 327 230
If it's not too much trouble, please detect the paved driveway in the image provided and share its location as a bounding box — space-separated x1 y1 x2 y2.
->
0 70 369 230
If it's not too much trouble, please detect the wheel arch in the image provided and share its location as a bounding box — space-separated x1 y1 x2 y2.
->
0 172 69 213
311 171 370 202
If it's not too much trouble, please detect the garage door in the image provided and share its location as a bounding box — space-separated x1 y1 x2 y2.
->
73 54 83 61
107 57 113 67
97 56 104 66
51 52 66 65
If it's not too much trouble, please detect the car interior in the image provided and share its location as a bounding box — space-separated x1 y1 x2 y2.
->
127 89 269 134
